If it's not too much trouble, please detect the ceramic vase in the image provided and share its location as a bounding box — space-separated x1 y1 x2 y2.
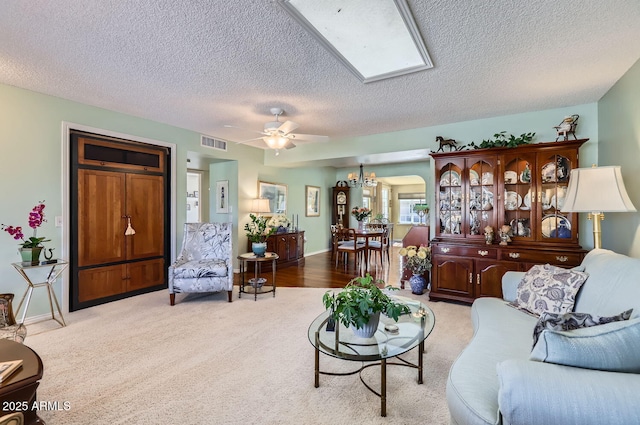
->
350 311 380 338
19 247 43 264
357 221 365 231
409 273 427 295
251 242 267 257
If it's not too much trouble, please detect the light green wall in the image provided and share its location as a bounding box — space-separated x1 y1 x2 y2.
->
0 83 267 317
598 58 640 256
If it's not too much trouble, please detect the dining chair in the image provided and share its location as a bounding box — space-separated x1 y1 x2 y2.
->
334 228 366 270
367 226 390 266
330 225 346 262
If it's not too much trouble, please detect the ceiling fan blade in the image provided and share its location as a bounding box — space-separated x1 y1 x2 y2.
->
284 140 296 149
224 124 267 136
235 137 265 145
242 139 269 149
288 133 329 142
277 120 299 135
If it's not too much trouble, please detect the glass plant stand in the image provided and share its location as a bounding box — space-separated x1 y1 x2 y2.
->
11 259 68 327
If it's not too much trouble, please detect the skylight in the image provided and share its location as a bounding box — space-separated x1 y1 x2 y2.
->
278 0 433 83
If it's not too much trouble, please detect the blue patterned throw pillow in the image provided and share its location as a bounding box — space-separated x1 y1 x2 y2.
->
510 264 589 317
532 309 633 348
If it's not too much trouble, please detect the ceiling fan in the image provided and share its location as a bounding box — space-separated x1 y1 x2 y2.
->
225 108 329 155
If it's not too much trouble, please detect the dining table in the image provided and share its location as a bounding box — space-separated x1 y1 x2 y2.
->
353 228 384 271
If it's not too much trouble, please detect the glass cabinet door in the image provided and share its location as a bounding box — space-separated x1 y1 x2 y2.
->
437 162 463 236
537 151 576 241
467 159 496 238
502 154 535 241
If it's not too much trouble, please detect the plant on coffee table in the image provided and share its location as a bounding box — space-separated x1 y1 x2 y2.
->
322 274 410 330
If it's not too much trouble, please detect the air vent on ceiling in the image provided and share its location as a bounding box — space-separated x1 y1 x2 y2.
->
201 135 227 151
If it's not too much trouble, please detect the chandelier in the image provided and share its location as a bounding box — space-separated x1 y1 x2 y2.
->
348 164 377 188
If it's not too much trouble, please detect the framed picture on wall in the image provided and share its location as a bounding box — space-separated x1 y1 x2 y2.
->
216 180 229 213
306 185 320 217
258 181 287 215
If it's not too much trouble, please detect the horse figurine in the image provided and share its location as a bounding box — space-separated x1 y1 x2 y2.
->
436 136 459 152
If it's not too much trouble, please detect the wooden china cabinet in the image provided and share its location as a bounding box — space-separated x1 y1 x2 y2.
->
429 139 589 304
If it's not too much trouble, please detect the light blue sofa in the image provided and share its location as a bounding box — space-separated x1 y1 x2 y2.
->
447 249 640 425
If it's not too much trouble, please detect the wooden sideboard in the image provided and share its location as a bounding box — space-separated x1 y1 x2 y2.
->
247 230 305 270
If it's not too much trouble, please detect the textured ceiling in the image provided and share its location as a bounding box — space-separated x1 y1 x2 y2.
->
1 1 640 164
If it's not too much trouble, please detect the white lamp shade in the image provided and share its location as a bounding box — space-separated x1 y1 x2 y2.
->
251 198 271 214
561 166 636 213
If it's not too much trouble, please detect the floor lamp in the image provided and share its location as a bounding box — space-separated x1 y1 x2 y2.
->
561 165 636 249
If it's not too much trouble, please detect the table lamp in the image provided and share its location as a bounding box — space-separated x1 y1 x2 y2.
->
561 165 636 249
251 198 271 216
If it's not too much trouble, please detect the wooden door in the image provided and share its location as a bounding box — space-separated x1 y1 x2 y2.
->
476 260 519 298
432 256 473 298
127 259 165 291
77 169 126 267
77 264 126 303
274 234 290 260
126 173 165 260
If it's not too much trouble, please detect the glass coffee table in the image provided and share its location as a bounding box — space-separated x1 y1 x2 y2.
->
308 297 435 417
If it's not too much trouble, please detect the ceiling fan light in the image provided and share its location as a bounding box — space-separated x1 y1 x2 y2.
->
276 136 288 149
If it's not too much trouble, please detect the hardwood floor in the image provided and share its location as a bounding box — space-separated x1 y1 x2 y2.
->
236 246 406 289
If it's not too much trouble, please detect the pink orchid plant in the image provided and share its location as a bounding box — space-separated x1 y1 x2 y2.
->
2 201 50 248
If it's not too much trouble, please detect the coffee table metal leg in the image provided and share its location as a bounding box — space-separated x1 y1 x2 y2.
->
314 331 320 388
418 340 424 384
381 358 387 417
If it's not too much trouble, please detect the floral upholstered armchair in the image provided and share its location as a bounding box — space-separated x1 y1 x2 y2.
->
0 294 27 343
168 222 233 305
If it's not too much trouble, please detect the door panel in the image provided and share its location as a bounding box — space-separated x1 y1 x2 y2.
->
476 260 520 298
433 256 473 297
126 174 165 260
78 264 126 302
127 259 165 291
77 169 126 267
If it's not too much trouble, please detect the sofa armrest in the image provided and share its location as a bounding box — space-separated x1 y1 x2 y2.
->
497 359 640 425
501 271 524 302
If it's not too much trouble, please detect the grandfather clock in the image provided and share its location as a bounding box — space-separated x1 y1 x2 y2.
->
332 181 350 226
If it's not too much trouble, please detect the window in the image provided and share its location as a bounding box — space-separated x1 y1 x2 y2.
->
380 187 390 220
398 192 426 224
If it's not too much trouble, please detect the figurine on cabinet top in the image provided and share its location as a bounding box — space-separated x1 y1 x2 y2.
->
554 114 579 141
436 136 460 152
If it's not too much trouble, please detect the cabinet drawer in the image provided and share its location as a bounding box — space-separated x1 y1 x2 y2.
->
433 245 497 259
499 249 582 265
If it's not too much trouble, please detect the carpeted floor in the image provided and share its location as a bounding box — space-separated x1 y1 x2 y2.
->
24 286 472 424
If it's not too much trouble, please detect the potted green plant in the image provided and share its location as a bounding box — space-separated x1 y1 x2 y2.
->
322 274 410 338
244 214 276 257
